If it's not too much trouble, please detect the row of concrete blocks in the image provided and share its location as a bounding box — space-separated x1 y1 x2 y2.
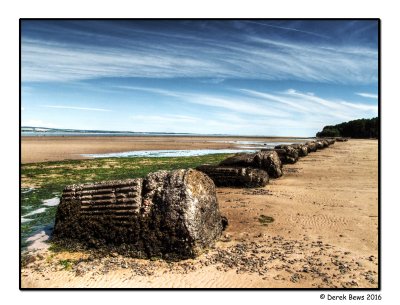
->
195 138 337 188
51 138 339 259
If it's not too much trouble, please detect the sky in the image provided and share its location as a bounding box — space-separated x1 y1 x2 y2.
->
21 20 378 136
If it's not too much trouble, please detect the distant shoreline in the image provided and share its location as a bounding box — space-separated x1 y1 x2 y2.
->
20 125 314 138
21 132 313 139
21 136 311 164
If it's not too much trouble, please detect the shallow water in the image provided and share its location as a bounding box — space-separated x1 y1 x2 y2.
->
24 207 47 217
82 148 258 159
21 198 59 225
42 197 60 207
81 139 308 159
26 225 53 251
21 217 33 223
21 188 35 194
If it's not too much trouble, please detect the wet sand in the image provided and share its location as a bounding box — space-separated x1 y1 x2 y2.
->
21 136 307 163
21 139 378 288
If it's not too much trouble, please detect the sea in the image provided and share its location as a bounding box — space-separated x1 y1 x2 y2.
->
22 131 312 158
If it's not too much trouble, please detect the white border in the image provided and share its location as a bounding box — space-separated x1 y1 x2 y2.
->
2 0 399 304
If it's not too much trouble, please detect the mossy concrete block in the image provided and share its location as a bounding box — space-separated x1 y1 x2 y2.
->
219 150 282 178
52 169 225 259
196 165 269 187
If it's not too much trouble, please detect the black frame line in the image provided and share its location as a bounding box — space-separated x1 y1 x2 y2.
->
19 18 381 291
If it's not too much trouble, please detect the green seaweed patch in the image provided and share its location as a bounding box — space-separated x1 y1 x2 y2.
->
48 243 75 253
59 259 75 271
258 215 275 225
149 256 163 261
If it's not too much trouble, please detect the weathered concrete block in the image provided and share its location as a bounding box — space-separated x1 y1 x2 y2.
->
326 138 336 145
315 140 325 149
305 141 318 152
219 153 255 167
321 139 329 147
273 145 299 164
219 150 282 178
254 150 283 178
291 144 309 157
196 165 269 187
52 169 225 259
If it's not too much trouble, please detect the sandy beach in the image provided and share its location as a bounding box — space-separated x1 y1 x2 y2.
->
20 139 378 288
21 136 307 163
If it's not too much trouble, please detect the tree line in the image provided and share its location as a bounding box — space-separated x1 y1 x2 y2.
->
316 117 379 138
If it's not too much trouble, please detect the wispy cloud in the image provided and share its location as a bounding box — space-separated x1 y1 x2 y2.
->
239 88 378 122
41 105 111 112
355 92 378 99
199 78 225 84
243 21 330 39
115 86 181 98
248 37 377 84
340 101 378 111
21 21 377 85
119 86 290 118
238 88 311 113
128 113 253 134
22 38 217 82
121 85 377 126
285 89 377 119
130 114 198 123
187 95 290 118
20 21 378 136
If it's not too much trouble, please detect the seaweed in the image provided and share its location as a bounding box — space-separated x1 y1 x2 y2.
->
258 215 275 225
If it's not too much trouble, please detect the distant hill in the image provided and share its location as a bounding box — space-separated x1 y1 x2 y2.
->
316 117 379 138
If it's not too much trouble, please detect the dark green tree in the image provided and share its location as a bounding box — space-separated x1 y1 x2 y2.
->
316 117 379 138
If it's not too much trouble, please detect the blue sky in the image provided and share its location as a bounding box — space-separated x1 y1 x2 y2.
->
21 20 378 136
